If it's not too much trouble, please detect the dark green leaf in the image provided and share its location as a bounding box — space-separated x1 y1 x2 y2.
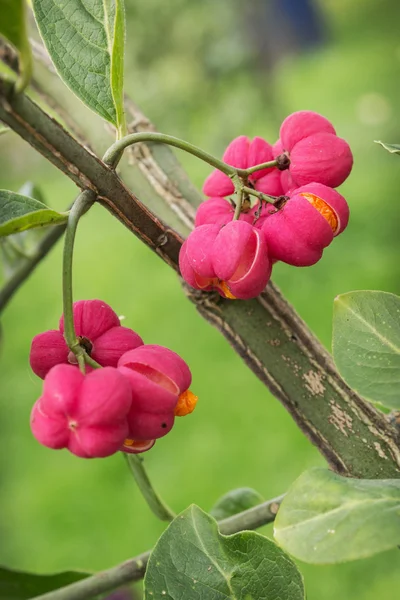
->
332 290 400 409
374 140 400 154
274 468 400 563
0 565 89 599
32 0 126 134
0 1 32 91
144 504 305 600
210 487 264 520
0 189 68 237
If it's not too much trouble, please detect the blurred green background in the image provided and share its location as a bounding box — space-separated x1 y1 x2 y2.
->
1 0 400 597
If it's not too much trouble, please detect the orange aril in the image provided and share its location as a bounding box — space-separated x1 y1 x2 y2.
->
300 192 338 233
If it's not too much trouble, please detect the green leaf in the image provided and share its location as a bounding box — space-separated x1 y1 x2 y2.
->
0 565 89 599
374 140 400 154
0 189 68 237
210 487 264 520
274 467 400 564
144 504 305 600
0 0 32 91
332 290 400 409
0 184 47 277
0 124 9 136
32 0 126 134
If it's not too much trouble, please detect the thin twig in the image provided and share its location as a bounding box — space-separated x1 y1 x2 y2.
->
0 224 66 312
32 495 284 600
241 185 282 206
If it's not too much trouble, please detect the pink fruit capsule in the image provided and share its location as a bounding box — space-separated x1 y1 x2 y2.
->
280 110 336 151
195 198 253 228
256 169 285 197
277 111 353 189
203 135 275 198
262 183 349 267
185 224 220 279
30 365 132 458
180 221 272 300
118 345 197 441
30 300 143 379
289 132 353 189
212 221 272 299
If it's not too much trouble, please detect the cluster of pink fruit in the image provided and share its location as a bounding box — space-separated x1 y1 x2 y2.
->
29 300 197 458
179 111 353 300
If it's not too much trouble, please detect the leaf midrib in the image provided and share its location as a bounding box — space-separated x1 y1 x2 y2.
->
192 509 238 600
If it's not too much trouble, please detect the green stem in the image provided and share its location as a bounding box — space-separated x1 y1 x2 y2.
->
244 159 278 176
103 132 239 175
84 353 102 370
103 133 279 181
233 189 243 220
124 453 176 522
76 354 86 374
241 185 281 205
62 190 95 357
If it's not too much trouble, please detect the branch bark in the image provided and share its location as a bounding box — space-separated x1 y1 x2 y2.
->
1 71 400 479
0 78 182 271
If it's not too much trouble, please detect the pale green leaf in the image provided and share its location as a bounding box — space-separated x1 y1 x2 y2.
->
144 504 305 600
1 235 31 276
32 0 126 133
274 468 400 563
0 124 9 136
374 140 400 154
210 487 264 520
0 0 32 91
0 565 89 599
332 290 400 409
18 181 46 204
0 189 68 236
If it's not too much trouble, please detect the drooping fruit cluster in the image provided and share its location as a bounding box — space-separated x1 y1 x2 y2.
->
180 111 352 298
30 300 197 458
